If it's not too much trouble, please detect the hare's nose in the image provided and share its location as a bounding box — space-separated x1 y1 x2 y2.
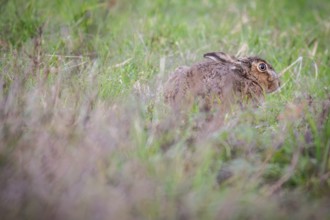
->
269 71 279 81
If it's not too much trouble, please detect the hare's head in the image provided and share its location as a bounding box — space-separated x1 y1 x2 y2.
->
203 52 281 93
240 57 280 93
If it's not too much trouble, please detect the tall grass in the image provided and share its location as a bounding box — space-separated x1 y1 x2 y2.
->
0 0 329 219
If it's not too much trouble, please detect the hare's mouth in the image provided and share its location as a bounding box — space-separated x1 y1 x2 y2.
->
267 80 281 93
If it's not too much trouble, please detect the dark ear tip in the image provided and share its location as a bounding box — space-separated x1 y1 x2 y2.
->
203 52 223 62
203 52 216 58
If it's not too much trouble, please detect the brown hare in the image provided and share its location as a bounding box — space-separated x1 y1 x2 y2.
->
164 52 280 110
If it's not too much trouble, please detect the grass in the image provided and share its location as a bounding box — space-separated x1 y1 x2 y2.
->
0 0 330 219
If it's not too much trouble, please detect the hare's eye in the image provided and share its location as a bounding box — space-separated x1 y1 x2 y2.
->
258 63 267 71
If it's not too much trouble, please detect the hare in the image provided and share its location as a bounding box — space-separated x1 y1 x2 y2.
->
164 52 280 110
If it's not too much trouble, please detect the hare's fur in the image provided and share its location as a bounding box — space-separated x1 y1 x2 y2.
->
164 52 280 110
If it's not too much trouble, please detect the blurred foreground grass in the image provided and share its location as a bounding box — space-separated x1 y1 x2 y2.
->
0 0 330 219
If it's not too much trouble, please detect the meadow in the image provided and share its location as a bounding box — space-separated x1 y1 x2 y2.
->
0 0 330 219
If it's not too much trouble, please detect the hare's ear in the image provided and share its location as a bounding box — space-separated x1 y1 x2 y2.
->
203 52 238 63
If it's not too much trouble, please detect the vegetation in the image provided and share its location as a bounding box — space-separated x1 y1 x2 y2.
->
0 0 329 219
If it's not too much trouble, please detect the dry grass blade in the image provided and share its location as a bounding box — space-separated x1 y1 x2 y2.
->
235 42 248 57
278 56 303 78
45 54 86 59
309 40 318 58
112 58 132 68
274 56 304 92
159 56 166 77
313 61 319 79
62 61 89 71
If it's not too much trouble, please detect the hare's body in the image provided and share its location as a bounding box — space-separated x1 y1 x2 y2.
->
164 52 280 110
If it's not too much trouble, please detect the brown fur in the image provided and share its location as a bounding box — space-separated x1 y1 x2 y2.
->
164 52 280 110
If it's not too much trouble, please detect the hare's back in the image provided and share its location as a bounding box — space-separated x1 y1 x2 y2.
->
164 66 190 104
